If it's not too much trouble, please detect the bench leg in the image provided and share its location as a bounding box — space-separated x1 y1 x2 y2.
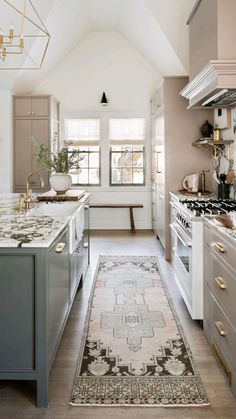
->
129 207 135 233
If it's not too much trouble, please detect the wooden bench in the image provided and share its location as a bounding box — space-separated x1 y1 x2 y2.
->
89 204 143 233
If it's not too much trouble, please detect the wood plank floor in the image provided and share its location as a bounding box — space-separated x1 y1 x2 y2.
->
1 230 236 419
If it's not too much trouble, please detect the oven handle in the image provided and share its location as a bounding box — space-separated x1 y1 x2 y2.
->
170 223 192 248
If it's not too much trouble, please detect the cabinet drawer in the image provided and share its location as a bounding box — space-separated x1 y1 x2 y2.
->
204 244 236 328
204 224 236 273
204 282 236 380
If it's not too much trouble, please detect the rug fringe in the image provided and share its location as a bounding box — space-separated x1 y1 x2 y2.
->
69 402 210 408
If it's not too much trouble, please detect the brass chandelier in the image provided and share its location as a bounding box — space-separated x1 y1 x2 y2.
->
0 0 50 69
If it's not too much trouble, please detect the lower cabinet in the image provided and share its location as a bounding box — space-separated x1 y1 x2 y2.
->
69 201 90 302
0 226 81 407
82 203 90 276
48 230 70 364
70 240 83 303
204 222 236 400
0 255 35 371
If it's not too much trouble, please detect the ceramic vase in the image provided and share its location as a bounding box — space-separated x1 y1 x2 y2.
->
49 173 72 194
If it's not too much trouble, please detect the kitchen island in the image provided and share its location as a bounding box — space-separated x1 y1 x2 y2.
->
0 193 89 407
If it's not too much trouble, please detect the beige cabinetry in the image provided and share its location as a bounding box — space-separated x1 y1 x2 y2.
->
188 0 236 80
13 95 60 193
204 222 236 399
151 77 213 260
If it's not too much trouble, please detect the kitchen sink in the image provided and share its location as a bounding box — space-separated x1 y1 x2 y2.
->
27 202 85 253
27 202 80 217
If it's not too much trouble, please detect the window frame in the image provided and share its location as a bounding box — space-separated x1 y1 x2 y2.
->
109 145 146 186
64 117 101 186
68 146 101 187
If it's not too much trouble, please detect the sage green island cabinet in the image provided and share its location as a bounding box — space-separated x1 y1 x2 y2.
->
0 193 90 407
204 220 236 400
0 227 70 407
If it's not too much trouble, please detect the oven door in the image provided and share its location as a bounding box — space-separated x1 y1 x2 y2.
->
170 222 192 277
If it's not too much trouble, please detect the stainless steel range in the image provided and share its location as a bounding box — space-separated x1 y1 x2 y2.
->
169 193 236 320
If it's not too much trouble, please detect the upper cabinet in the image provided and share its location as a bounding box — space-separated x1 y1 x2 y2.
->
181 0 236 108
188 0 236 81
14 96 51 118
13 95 60 193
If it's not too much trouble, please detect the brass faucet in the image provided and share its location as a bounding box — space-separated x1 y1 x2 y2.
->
18 193 25 213
23 171 45 210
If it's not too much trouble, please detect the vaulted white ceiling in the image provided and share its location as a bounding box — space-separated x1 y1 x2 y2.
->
0 0 196 92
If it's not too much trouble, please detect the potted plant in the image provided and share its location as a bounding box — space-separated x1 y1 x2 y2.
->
33 142 82 194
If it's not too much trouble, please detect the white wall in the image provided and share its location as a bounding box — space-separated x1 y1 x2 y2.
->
34 31 160 112
34 31 160 229
0 91 12 192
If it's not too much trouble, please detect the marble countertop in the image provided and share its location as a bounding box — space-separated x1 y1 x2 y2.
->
0 194 70 248
205 217 236 247
0 193 41 216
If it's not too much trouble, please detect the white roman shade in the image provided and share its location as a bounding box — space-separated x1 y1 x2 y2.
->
65 119 100 146
109 118 146 145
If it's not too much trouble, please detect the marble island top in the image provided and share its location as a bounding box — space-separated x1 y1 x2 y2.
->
0 194 70 248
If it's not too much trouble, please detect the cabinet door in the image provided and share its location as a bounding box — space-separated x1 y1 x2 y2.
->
14 119 32 188
31 119 50 188
48 230 69 363
70 244 83 302
82 205 90 275
155 190 166 249
14 98 31 117
0 255 35 371
31 98 49 117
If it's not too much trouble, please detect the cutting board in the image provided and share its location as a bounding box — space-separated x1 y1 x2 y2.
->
37 189 86 201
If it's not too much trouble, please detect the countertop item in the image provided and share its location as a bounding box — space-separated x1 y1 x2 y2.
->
37 189 86 201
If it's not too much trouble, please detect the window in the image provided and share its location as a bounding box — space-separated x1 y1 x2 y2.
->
110 145 145 185
65 119 100 185
109 118 145 185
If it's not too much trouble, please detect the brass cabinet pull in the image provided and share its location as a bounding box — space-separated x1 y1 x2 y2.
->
213 242 225 253
55 242 66 253
214 276 227 290
215 321 227 337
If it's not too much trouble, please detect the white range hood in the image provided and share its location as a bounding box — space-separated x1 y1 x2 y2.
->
180 60 236 108
181 0 236 109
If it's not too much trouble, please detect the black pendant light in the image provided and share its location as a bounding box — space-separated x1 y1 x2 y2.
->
100 91 108 106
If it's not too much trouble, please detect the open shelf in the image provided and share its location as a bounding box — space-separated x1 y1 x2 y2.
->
192 139 234 160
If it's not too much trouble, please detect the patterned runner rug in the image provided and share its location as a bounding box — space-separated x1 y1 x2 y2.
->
70 256 209 407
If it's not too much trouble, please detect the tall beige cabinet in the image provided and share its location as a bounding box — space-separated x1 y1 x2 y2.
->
13 95 60 193
151 77 213 260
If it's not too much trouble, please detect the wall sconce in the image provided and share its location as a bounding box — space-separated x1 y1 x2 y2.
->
100 91 108 106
